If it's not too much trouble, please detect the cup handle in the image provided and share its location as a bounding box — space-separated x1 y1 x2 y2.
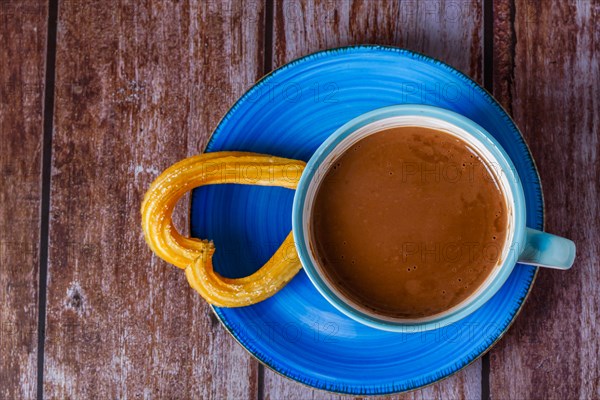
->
517 227 576 269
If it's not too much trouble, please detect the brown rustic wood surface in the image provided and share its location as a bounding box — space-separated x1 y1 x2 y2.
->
488 1 600 399
0 1 47 398
1 0 598 399
44 1 263 398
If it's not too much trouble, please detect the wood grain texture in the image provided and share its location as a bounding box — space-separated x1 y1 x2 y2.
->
44 1 264 398
273 0 483 82
0 1 47 398
265 1 484 398
3 1 593 398
489 0 600 399
492 0 514 113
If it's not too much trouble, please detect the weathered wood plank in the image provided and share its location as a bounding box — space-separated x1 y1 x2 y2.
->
266 1 484 398
491 0 514 113
0 1 47 398
489 0 600 398
274 0 483 82
44 1 264 398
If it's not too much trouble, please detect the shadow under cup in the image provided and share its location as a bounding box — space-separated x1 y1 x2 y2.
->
292 105 527 332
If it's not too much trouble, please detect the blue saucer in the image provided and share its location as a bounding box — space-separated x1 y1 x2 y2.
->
190 46 543 395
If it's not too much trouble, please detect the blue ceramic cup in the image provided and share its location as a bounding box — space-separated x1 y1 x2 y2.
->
292 104 575 332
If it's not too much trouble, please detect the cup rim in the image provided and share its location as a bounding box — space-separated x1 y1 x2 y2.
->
291 104 527 331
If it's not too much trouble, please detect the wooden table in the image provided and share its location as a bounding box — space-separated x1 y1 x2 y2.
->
1 1 598 398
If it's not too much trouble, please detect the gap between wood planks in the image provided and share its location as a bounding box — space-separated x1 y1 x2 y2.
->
37 0 59 399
